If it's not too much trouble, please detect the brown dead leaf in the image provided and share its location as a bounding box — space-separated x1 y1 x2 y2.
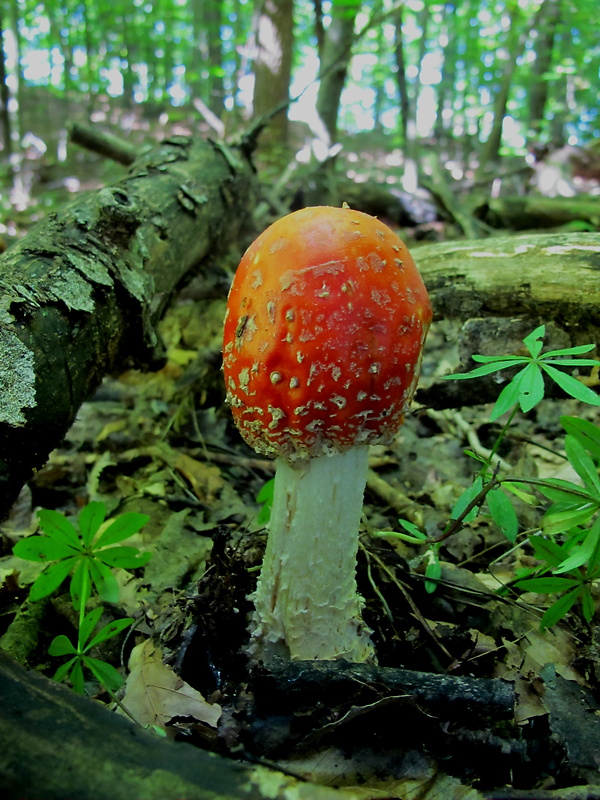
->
174 452 224 502
120 638 221 730
494 619 585 724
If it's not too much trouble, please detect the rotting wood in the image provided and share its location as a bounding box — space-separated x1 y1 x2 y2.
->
0 650 358 800
0 135 257 520
252 657 515 720
478 194 600 231
413 232 600 410
414 232 600 334
70 121 140 165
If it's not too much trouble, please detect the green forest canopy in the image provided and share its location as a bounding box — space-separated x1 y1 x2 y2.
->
0 0 599 175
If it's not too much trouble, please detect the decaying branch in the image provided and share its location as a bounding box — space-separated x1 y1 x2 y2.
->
0 135 257 519
415 232 600 333
414 232 600 409
253 657 515 720
0 651 353 800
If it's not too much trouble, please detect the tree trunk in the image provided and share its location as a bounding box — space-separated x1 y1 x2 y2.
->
414 232 600 334
476 1 528 179
0 11 12 159
479 194 600 231
0 650 348 800
190 0 225 115
0 134 257 521
251 0 294 152
393 6 409 146
315 0 358 144
527 0 562 140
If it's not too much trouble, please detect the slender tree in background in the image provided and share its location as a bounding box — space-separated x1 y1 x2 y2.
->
433 3 459 156
476 0 529 178
190 0 225 115
43 0 74 112
0 10 12 160
1 0 600 202
527 0 561 142
252 0 295 151
315 0 360 144
393 5 409 147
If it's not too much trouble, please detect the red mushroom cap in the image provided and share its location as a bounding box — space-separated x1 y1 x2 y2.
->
223 206 432 462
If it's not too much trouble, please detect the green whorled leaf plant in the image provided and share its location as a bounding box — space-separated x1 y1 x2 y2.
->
437 326 600 627
14 501 150 693
14 501 151 610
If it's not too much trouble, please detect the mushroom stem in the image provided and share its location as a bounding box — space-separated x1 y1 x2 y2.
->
249 446 375 663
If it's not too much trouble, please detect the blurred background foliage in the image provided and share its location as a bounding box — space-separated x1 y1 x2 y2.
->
0 0 599 232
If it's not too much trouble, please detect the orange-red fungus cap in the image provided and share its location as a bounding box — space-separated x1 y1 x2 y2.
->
222 206 432 462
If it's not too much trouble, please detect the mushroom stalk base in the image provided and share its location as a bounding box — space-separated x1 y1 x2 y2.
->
248 446 375 663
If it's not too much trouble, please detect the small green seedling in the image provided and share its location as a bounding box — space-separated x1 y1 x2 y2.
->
14 501 151 610
514 518 600 629
447 324 600 421
256 478 275 526
442 325 600 627
373 519 442 593
14 500 150 693
511 415 600 627
49 606 134 693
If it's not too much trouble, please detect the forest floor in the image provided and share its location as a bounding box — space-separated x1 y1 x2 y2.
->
2 134 600 798
2 270 600 799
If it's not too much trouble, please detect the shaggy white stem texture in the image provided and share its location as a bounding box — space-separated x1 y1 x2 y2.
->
248 446 375 663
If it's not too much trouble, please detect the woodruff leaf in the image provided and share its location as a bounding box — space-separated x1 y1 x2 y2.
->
490 375 524 420
540 588 581 629
88 558 120 605
78 501 106 547
84 656 125 692
94 512 150 549
69 661 85 694
543 343 597 357
523 325 545 357
70 561 92 611
582 588 596 623
518 362 546 413
564 435 600 494
78 607 104 649
533 477 595 505
450 477 483 522
36 509 80 548
528 534 569 568
424 556 442 594
98 546 152 569
13 536 78 563
515 575 578 593
544 505 597 535
444 358 526 380
486 488 518 542
29 558 79 601
554 524 600 574
86 618 133 651
561 416 600 461
48 635 77 657
542 364 600 405
53 659 77 686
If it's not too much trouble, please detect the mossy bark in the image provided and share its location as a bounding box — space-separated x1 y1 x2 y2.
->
0 136 257 519
414 232 600 333
413 232 600 409
0 651 356 800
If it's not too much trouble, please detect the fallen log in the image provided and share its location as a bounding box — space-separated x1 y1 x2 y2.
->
0 650 353 800
413 232 600 409
414 232 600 332
0 135 256 519
479 194 600 231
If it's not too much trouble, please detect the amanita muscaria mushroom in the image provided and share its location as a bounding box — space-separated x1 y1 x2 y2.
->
222 205 432 663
